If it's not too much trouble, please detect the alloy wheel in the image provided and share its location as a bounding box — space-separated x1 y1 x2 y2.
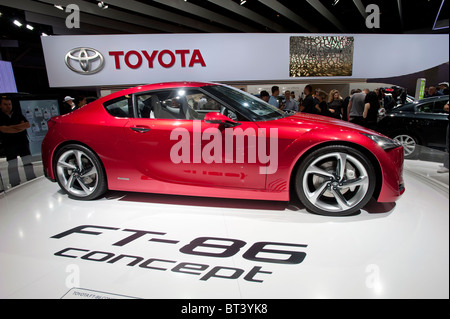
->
297 149 374 216
393 134 417 158
56 149 99 198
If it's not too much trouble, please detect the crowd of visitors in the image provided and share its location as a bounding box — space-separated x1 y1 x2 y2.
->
259 84 417 130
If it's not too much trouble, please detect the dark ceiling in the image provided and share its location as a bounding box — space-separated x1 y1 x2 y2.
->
0 0 448 94
1 0 448 37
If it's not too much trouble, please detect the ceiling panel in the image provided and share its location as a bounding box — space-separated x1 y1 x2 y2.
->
0 0 447 37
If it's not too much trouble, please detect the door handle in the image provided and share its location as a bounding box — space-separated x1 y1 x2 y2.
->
130 126 151 133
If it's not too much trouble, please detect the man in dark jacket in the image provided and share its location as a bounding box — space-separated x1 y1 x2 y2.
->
0 96 36 187
301 84 319 114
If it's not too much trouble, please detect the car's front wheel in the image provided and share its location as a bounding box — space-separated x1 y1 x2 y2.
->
54 144 107 200
295 145 376 216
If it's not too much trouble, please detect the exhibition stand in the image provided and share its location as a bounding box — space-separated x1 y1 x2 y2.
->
0 29 448 302
0 159 448 299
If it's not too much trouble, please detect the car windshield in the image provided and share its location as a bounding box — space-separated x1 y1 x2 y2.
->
202 85 286 121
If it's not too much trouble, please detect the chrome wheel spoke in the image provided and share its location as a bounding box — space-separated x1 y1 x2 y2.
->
307 181 329 204
81 166 97 178
77 178 92 194
331 188 351 210
341 176 368 188
57 160 76 170
305 164 334 179
336 153 347 182
67 174 76 189
74 150 84 171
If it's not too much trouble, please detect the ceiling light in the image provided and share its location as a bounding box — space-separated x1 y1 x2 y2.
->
13 20 23 27
54 5 64 10
240 0 247 5
332 0 339 5
98 1 108 9
26 24 34 30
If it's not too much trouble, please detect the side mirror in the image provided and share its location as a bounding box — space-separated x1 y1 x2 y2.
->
204 112 241 127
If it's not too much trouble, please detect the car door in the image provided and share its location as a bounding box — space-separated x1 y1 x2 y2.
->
428 98 450 148
123 87 266 190
415 100 447 148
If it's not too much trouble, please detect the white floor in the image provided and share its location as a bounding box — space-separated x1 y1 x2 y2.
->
0 160 448 299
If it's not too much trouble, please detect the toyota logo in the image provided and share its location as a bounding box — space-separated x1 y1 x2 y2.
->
65 47 104 75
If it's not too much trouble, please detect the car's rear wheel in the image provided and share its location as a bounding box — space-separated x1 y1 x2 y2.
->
295 145 376 216
393 133 419 159
55 144 107 200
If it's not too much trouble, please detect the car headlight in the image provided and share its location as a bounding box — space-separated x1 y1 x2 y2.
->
360 133 401 150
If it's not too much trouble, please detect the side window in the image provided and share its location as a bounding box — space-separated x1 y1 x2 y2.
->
104 95 133 118
136 94 153 118
433 99 449 113
135 89 239 121
416 102 433 113
187 91 241 121
195 94 221 111
135 90 193 120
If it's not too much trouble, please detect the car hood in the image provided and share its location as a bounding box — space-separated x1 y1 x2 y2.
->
265 113 382 135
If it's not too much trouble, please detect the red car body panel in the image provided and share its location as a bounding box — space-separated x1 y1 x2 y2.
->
41 82 404 203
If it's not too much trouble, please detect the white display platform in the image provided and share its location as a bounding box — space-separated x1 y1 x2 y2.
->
0 160 448 299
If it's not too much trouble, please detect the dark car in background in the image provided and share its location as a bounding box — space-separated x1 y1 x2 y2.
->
377 95 449 158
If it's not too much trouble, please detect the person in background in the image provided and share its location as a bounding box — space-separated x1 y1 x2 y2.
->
0 96 36 187
61 96 75 114
283 90 299 112
290 91 298 104
438 102 449 173
347 89 366 125
74 96 87 110
426 86 443 98
341 89 356 122
268 86 280 108
301 84 318 114
315 90 329 116
362 91 380 130
327 89 343 119
438 82 449 95
260 90 270 103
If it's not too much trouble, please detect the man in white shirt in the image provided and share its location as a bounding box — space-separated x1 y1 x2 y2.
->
268 86 280 108
283 90 299 112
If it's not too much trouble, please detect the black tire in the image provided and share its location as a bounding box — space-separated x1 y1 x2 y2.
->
295 145 376 216
54 144 107 200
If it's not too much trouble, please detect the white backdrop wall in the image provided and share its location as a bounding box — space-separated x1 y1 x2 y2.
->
41 33 449 88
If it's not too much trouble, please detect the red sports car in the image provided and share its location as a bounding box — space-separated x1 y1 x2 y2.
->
41 82 405 216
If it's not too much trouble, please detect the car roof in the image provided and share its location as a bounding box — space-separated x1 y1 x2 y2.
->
417 95 449 103
106 82 217 100
397 95 448 107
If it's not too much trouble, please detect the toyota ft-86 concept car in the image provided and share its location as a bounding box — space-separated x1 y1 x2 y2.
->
42 82 405 216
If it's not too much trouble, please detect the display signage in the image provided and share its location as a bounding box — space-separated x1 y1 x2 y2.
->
64 47 105 75
19 99 60 155
0 60 18 93
415 78 427 100
41 34 449 88
50 224 308 284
